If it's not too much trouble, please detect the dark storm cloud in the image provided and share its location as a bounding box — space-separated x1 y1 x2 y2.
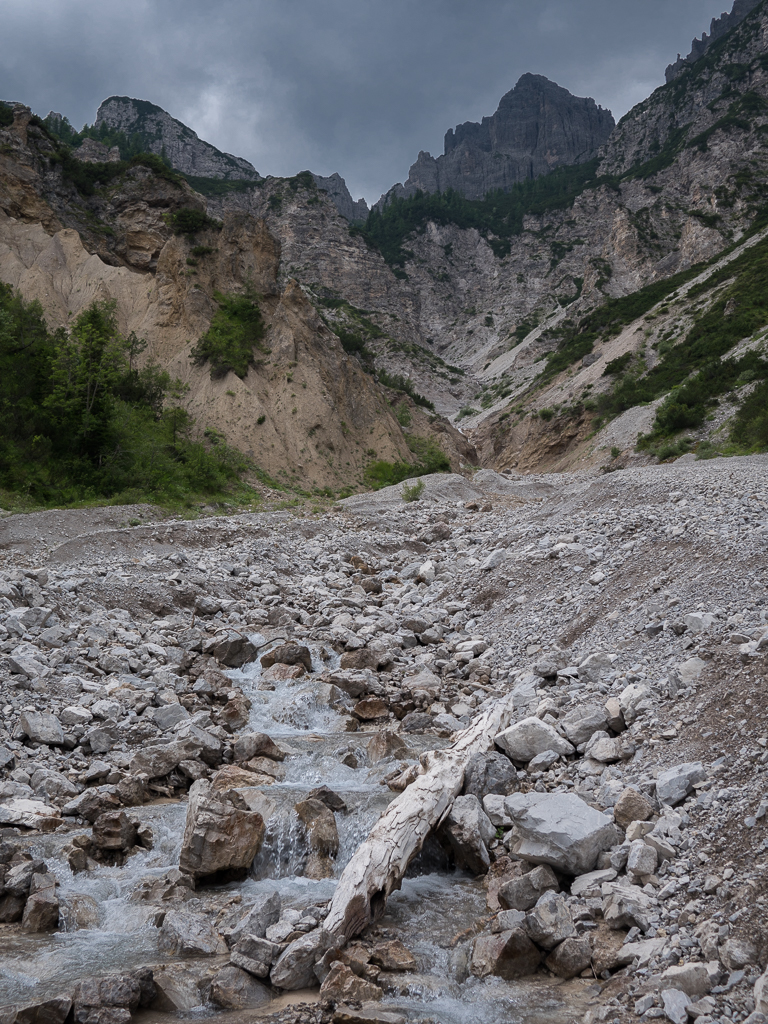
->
0 0 734 203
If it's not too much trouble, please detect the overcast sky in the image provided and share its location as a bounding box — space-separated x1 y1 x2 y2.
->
1 0 735 203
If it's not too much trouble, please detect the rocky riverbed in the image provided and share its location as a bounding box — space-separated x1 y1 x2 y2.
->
0 456 767 1024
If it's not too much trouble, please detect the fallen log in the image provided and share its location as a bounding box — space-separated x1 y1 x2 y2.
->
322 691 518 942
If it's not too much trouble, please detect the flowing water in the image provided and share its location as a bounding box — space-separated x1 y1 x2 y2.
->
1 637 593 1022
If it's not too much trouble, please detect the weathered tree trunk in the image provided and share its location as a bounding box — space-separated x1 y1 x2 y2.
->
322 693 517 942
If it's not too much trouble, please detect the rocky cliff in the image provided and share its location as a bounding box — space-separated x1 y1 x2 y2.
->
378 74 615 206
311 172 368 221
665 0 762 81
95 96 260 180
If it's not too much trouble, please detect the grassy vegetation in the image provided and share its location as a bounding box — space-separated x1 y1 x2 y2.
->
0 101 13 128
169 207 220 235
191 287 267 378
48 148 184 197
0 286 258 508
364 434 449 489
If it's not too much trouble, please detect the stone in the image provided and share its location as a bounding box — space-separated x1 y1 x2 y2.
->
722 936 758 970
270 928 333 989
527 750 561 772
308 786 347 812
684 613 715 634
352 697 389 720
11 998 72 1024
471 928 542 980
524 891 575 950
661 989 691 1024
222 891 282 945
498 864 559 911
367 730 412 763
494 717 574 763
19 711 64 746
61 788 120 823
545 936 592 978
151 964 208 1011
579 652 613 683
601 881 656 931
561 704 610 745
231 934 279 977
5 860 44 895
584 732 625 763
619 684 651 724
655 763 706 807
604 698 625 732
129 739 203 778
21 885 59 932
332 1008 406 1024
369 940 417 972
483 794 512 827
209 965 271 1009
660 964 712 997
261 642 312 672
755 968 768 1015
153 704 189 731
92 811 137 852
320 962 382 1005
295 797 339 878
178 779 266 880
159 909 228 956
626 839 658 880
463 751 518 798
209 632 258 669
613 787 655 829
504 791 617 874
441 794 495 875
0 798 61 829
233 732 286 762
570 868 617 896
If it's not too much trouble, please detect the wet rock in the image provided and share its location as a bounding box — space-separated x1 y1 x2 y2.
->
370 940 417 972
61 787 120 823
320 962 382 1005
21 874 59 932
271 927 333 989
209 965 271 1009
209 631 258 668
231 934 279 977
613 787 655 829
367 730 412 764
261 643 312 672
440 794 495 875
545 936 592 978
332 1007 406 1024
73 975 142 1024
463 751 518 799
494 717 574 763
19 711 64 746
233 731 286 762
178 779 266 881
352 697 389 720
222 891 282 945
498 864 559 911
295 797 339 878
524 891 575 949
471 928 542 980
504 792 617 874
92 811 137 852
158 908 228 955
5 859 45 895
0 893 26 922
308 786 348 813
59 893 99 930
11 997 72 1024
655 762 706 806
151 964 209 1011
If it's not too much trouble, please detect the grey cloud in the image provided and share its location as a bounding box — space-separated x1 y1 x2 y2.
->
0 0 733 203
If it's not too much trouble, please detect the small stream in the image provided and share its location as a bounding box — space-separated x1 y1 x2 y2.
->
1 636 593 1023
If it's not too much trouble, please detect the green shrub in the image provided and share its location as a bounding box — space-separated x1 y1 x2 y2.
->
377 369 434 410
191 288 266 379
401 478 425 502
0 102 13 128
170 207 217 235
730 379 768 450
395 403 412 427
456 406 478 420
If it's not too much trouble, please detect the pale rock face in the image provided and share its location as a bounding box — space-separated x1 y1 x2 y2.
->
655 762 707 807
178 779 266 880
494 717 574 763
504 792 618 875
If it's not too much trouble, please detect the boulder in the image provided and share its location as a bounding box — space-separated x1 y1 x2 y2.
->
498 864 559 911
613 787 655 829
601 881 656 931
494 717 574 763
209 965 271 1009
129 738 204 778
584 732 625 764
660 963 712 997
21 883 59 932
369 940 417 972
0 798 61 829
319 962 382 1004
471 928 542 980
440 794 495 875
61 788 120 823
504 792 618 874
578 653 613 683
661 989 691 1024
178 779 266 881
295 797 339 879
11 998 72 1024
524 891 575 950
463 751 518 799
545 936 592 978
626 839 658 880
233 732 285 763
159 909 228 956
655 762 706 806
19 712 64 746
150 965 208 1012
222 891 281 945
561 705 608 746
231 934 279 977
209 632 258 669
270 928 333 990
367 730 412 764
31 769 78 805
92 812 137 852
261 643 312 672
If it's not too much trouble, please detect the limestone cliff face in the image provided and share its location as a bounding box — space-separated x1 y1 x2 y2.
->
95 96 260 180
311 172 368 221
379 74 614 206
665 0 762 82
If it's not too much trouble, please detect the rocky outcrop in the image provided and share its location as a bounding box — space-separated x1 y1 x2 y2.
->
311 172 368 221
378 74 614 205
665 0 762 81
95 96 260 180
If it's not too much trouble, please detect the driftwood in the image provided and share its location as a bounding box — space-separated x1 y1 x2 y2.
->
322 693 518 942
